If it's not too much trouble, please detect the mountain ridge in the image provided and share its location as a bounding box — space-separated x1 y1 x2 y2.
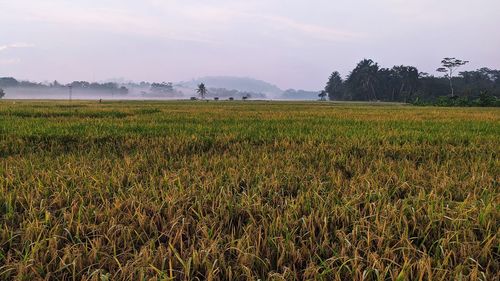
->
178 76 283 98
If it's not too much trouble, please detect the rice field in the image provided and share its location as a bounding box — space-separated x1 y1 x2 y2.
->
0 100 498 280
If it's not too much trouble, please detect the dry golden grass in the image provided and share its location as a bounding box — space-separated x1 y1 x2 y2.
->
0 101 498 280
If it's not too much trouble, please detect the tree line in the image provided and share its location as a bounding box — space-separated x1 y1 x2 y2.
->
0 78 265 100
323 58 500 106
0 77 129 95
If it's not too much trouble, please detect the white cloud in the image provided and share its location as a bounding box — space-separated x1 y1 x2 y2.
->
0 43 35 52
0 0 360 44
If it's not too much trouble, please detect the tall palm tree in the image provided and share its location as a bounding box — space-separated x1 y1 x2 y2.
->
392 66 419 102
347 59 380 100
358 60 379 100
196 83 207 100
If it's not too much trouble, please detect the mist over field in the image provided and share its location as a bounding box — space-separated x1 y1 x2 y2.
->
1 76 321 100
2 87 126 100
3 87 182 100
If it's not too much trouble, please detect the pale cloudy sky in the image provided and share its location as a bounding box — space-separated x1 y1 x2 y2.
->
1 0 499 90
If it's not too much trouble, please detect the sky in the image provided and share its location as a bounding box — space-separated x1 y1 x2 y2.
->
1 0 499 90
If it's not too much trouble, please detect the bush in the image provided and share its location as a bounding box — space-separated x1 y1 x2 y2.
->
475 91 497 107
455 97 470 107
413 92 499 107
0 88 5 99
435 96 455 107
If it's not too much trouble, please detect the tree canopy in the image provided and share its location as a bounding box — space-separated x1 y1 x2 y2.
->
324 58 499 105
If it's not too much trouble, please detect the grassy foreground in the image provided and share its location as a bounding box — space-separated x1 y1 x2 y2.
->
0 101 498 280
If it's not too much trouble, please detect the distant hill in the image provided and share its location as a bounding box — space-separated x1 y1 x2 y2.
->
178 76 283 98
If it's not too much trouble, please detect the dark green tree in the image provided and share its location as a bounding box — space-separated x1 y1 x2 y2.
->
0 77 19 88
476 91 497 107
324 71 344 100
460 68 493 97
318 90 327 101
392 65 419 102
0 88 5 99
376 68 397 101
346 59 380 100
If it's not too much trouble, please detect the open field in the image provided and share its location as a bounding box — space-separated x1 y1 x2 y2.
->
0 101 498 280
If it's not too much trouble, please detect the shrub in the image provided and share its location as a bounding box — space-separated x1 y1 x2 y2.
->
475 91 497 107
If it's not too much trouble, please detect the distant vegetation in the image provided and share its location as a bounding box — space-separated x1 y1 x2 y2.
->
0 77 271 100
0 77 129 98
0 77 129 95
325 58 500 106
67 81 129 95
208 88 264 99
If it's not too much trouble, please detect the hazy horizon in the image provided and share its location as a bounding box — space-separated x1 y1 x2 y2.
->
1 0 500 90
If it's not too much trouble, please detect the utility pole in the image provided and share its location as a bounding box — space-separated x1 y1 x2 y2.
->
68 85 73 102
